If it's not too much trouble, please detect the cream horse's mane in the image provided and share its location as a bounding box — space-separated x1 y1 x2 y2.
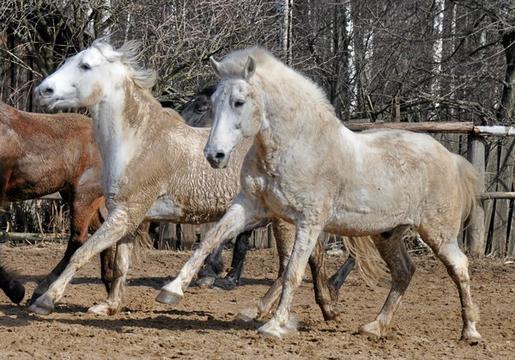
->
217 47 336 118
91 39 157 90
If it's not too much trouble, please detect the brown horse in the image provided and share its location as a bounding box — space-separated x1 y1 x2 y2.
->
0 100 108 304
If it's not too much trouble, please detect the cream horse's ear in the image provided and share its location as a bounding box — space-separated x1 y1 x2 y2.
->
209 56 222 78
242 56 256 80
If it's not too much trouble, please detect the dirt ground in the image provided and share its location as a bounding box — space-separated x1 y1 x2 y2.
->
0 243 514 360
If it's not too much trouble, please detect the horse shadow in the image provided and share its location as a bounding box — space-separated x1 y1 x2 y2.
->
27 309 261 333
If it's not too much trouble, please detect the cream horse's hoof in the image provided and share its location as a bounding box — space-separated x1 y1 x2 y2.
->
237 307 258 322
28 293 55 315
257 317 298 338
358 320 384 338
88 302 120 316
156 289 183 305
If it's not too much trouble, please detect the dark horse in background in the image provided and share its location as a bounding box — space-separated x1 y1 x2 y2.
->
181 86 356 291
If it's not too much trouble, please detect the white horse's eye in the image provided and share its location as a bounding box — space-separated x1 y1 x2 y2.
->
80 63 91 71
234 100 245 108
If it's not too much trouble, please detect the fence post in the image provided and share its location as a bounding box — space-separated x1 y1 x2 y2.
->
466 134 486 256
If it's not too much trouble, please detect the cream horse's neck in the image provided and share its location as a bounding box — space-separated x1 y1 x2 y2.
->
90 80 157 196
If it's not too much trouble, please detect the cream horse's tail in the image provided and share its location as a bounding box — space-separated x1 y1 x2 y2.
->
343 236 389 287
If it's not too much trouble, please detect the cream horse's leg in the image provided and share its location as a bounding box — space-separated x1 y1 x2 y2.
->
258 223 322 337
156 195 267 304
359 226 415 337
28 205 146 315
420 227 481 343
242 220 337 322
88 234 135 315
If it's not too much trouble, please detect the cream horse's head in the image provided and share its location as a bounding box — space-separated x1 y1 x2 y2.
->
35 40 155 110
205 56 264 168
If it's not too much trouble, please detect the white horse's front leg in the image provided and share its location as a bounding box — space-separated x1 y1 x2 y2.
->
156 195 265 305
28 208 134 315
258 223 322 338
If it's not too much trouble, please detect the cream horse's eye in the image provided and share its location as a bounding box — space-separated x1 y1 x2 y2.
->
80 63 91 71
234 100 245 108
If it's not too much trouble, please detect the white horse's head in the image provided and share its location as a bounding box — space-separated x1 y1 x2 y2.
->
35 40 155 109
205 56 264 168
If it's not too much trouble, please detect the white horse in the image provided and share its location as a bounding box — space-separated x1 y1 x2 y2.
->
158 47 483 342
28 40 363 321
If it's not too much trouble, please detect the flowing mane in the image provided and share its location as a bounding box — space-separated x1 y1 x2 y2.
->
92 40 157 90
217 47 336 119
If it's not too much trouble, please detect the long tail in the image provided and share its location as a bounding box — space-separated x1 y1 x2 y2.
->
342 236 389 287
455 155 484 254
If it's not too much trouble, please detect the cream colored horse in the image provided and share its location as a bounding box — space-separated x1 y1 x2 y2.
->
159 47 483 342
28 40 357 320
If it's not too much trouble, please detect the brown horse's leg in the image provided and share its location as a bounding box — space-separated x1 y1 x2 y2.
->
29 192 104 304
88 233 135 315
0 265 25 304
359 226 415 338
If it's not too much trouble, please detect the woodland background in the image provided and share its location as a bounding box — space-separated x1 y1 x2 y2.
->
1 0 515 257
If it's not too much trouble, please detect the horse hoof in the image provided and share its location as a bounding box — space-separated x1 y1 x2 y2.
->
6 280 25 304
321 306 339 322
195 276 215 289
237 307 258 322
461 329 482 345
213 277 238 290
257 317 298 338
156 289 183 305
88 302 118 316
28 294 55 315
358 320 383 338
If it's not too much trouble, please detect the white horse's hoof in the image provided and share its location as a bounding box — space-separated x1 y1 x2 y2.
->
237 307 258 322
359 320 383 338
88 302 119 316
28 294 55 315
156 289 183 305
461 328 482 345
257 317 298 338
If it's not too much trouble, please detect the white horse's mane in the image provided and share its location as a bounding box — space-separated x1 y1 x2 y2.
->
92 39 157 90
218 47 335 115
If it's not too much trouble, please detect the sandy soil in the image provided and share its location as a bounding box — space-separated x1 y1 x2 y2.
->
0 243 514 359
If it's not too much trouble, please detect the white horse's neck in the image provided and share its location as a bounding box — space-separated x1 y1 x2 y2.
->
254 86 357 174
90 81 147 196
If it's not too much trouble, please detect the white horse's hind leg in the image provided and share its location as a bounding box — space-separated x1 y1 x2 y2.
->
258 223 321 338
88 234 135 315
433 241 482 343
157 195 265 305
359 227 415 338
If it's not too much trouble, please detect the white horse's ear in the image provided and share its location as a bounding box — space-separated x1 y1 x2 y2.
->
242 56 256 80
210 56 221 78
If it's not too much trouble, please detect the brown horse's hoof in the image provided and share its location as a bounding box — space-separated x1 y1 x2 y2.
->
28 294 55 315
5 280 25 304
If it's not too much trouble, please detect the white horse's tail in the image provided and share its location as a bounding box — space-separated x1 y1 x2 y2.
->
343 236 389 287
455 155 481 224
455 155 484 254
